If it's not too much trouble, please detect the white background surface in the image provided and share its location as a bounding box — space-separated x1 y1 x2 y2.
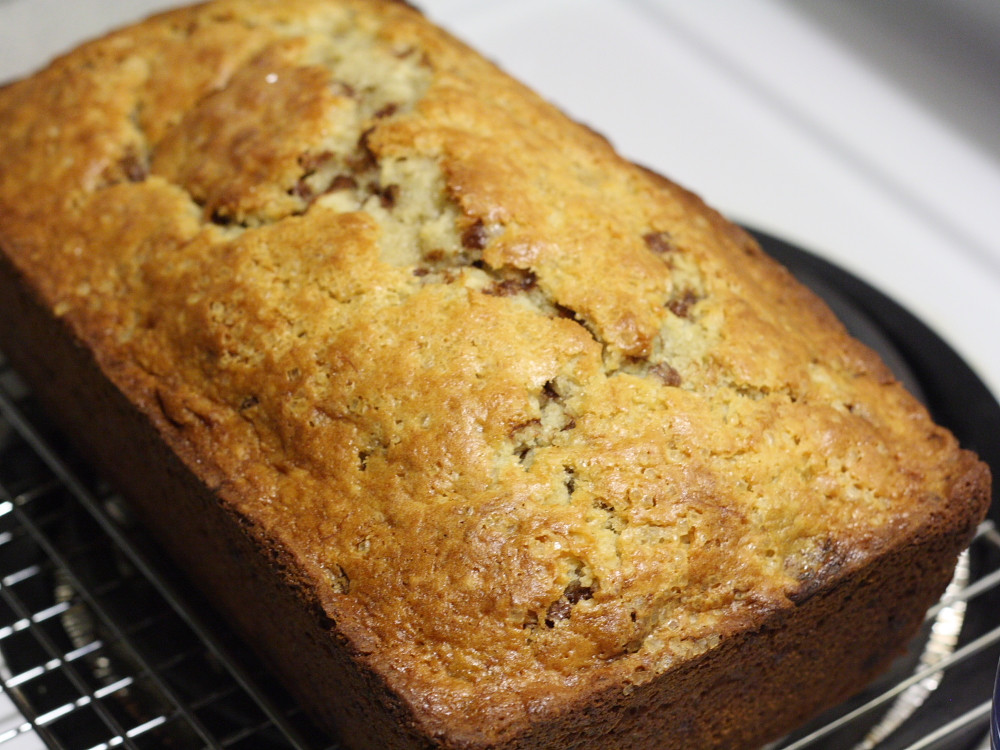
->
2 0 999 746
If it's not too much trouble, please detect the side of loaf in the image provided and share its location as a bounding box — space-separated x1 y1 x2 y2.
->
0 1 990 748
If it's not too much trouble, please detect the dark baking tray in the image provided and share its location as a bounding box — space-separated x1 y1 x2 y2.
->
993 661 1000 749
0 228 997 749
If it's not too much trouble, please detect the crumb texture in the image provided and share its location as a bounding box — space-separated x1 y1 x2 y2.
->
0 0 988 745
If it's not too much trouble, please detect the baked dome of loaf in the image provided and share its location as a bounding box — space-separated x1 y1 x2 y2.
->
0 1 989 747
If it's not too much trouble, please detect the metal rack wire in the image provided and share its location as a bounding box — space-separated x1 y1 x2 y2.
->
0 355 337 749
0 347 996 750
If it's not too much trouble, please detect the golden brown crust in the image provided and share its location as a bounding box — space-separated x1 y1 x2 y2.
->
0 1 990 748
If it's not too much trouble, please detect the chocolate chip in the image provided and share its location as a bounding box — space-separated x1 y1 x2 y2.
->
377 183 399 209
564 580 593 604
291 178 314 201
553 304 576 320
484 272 537 297
374 102 399 119
643 231 676 255
348 128 378 172
209 207 233 226
650 362 682 387
298 150 335 173
461 220 488 250
668 290 699 318
546 599 571 624
328 174 358 192
121 151 148 182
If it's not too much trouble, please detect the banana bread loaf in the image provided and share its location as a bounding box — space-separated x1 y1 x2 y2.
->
0 1 990 747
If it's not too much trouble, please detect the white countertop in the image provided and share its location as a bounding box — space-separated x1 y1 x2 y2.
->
2 1 999 747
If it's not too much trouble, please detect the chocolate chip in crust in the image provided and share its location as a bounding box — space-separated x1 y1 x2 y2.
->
643 230 676 255
649 362 682 387
461 219 488 250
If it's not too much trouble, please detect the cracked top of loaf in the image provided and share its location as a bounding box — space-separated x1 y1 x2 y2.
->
0 0 990 743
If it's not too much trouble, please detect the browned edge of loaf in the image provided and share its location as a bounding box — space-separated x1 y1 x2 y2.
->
0 247 428 749
0 218 990 749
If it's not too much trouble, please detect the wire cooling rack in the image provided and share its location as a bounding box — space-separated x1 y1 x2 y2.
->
0 339 997 750
0 354 337 749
